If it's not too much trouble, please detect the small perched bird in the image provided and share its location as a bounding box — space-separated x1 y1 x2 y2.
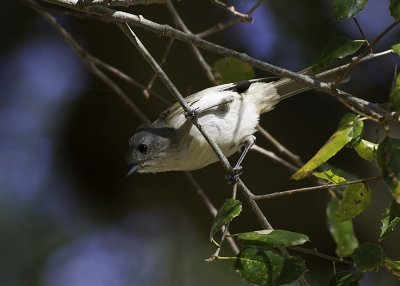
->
126 70 339 176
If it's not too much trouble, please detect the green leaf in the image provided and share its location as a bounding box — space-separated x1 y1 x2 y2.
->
313 38 366 70
354 140 377 161
213 58 255 84
384 258 400 277
390 0 400 20
292 114 363 180
235 247 307 286
331 0 369 20
393 44 400 56
327 195 359 257
238 230 309 248
313 169 347 184
209 199 242 242
389 70 400 113
377 137 400 203
329 271 363 286
275 256 308 285
336 183 371 222
353 243 385 272
380 199 400 240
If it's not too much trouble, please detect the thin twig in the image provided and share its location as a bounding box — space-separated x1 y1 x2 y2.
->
143 38 175 100
254 177 380 200
256 125 303 167
209 0 251 22
289 246 354 266
78 0 169 7
184 172 240 254
166 1 217 84
196 0 265 38
91 56 171 105
334 20 400 86
251 144 298 172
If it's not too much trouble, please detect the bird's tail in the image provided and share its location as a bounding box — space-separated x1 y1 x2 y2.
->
260 67 347 114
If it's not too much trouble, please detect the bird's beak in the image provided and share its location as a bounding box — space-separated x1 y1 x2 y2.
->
126 163 139 177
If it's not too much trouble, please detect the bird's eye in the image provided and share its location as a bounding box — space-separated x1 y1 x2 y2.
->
137 144 148 154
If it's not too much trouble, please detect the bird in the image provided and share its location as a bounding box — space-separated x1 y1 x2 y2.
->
126 69 340 178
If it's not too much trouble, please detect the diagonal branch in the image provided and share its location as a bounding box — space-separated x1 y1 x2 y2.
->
41 0 395 121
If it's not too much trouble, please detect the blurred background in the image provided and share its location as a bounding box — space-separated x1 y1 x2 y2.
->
1 0 400 285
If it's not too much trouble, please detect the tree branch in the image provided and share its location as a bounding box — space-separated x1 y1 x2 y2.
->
41 0 396 121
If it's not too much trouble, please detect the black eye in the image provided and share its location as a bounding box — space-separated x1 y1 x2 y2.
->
137 144 148 153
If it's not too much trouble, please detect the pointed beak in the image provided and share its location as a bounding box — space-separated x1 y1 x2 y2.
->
126 163 139 177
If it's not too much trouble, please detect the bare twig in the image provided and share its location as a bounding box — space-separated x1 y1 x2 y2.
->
184 172 240 254
143 38 175 100
209 0 251 22
254 177 380 200
289 246 354 266
257 126 303 167
251 144 298 172
166 1 217 84
196 0 265 38
78 0 169 7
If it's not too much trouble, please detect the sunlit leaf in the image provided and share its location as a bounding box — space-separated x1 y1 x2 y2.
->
329 271 363 286
390 0 400 20
331 0 369 20
235 247 307 286
238 229 309 248
354 140 377 161
213 57 255 84
313 169 347 184
380 199 400 240
209 199 242 242
292 114 363 180
336 183 371 222
377 137 400 203
353 243 385 272
389 69 400 113
327 195 359 257
393 44 400 56
313 38 366 70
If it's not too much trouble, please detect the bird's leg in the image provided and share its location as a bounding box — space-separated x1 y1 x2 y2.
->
184 95 234 120
225 136 256 184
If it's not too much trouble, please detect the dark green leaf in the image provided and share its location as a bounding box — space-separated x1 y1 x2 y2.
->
235 247 283 286
390 0 400 20
331 0 369 20
393 44 400 56
209 199 242 242
292 114 363 180
329 271 363 286
354 140 377 161
313 169 347 184
275 256 308 285
235 247 307 286
238 229 309 248
380 199 400 240
389 70 400 113
353 243 385 271
313 38 366 70
327 195 359 257
213 58 255 84
336 183 371 222
384 258 400 277
377 137 400 202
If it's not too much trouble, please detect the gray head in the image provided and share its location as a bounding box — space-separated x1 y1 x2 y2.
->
126 125 176 174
